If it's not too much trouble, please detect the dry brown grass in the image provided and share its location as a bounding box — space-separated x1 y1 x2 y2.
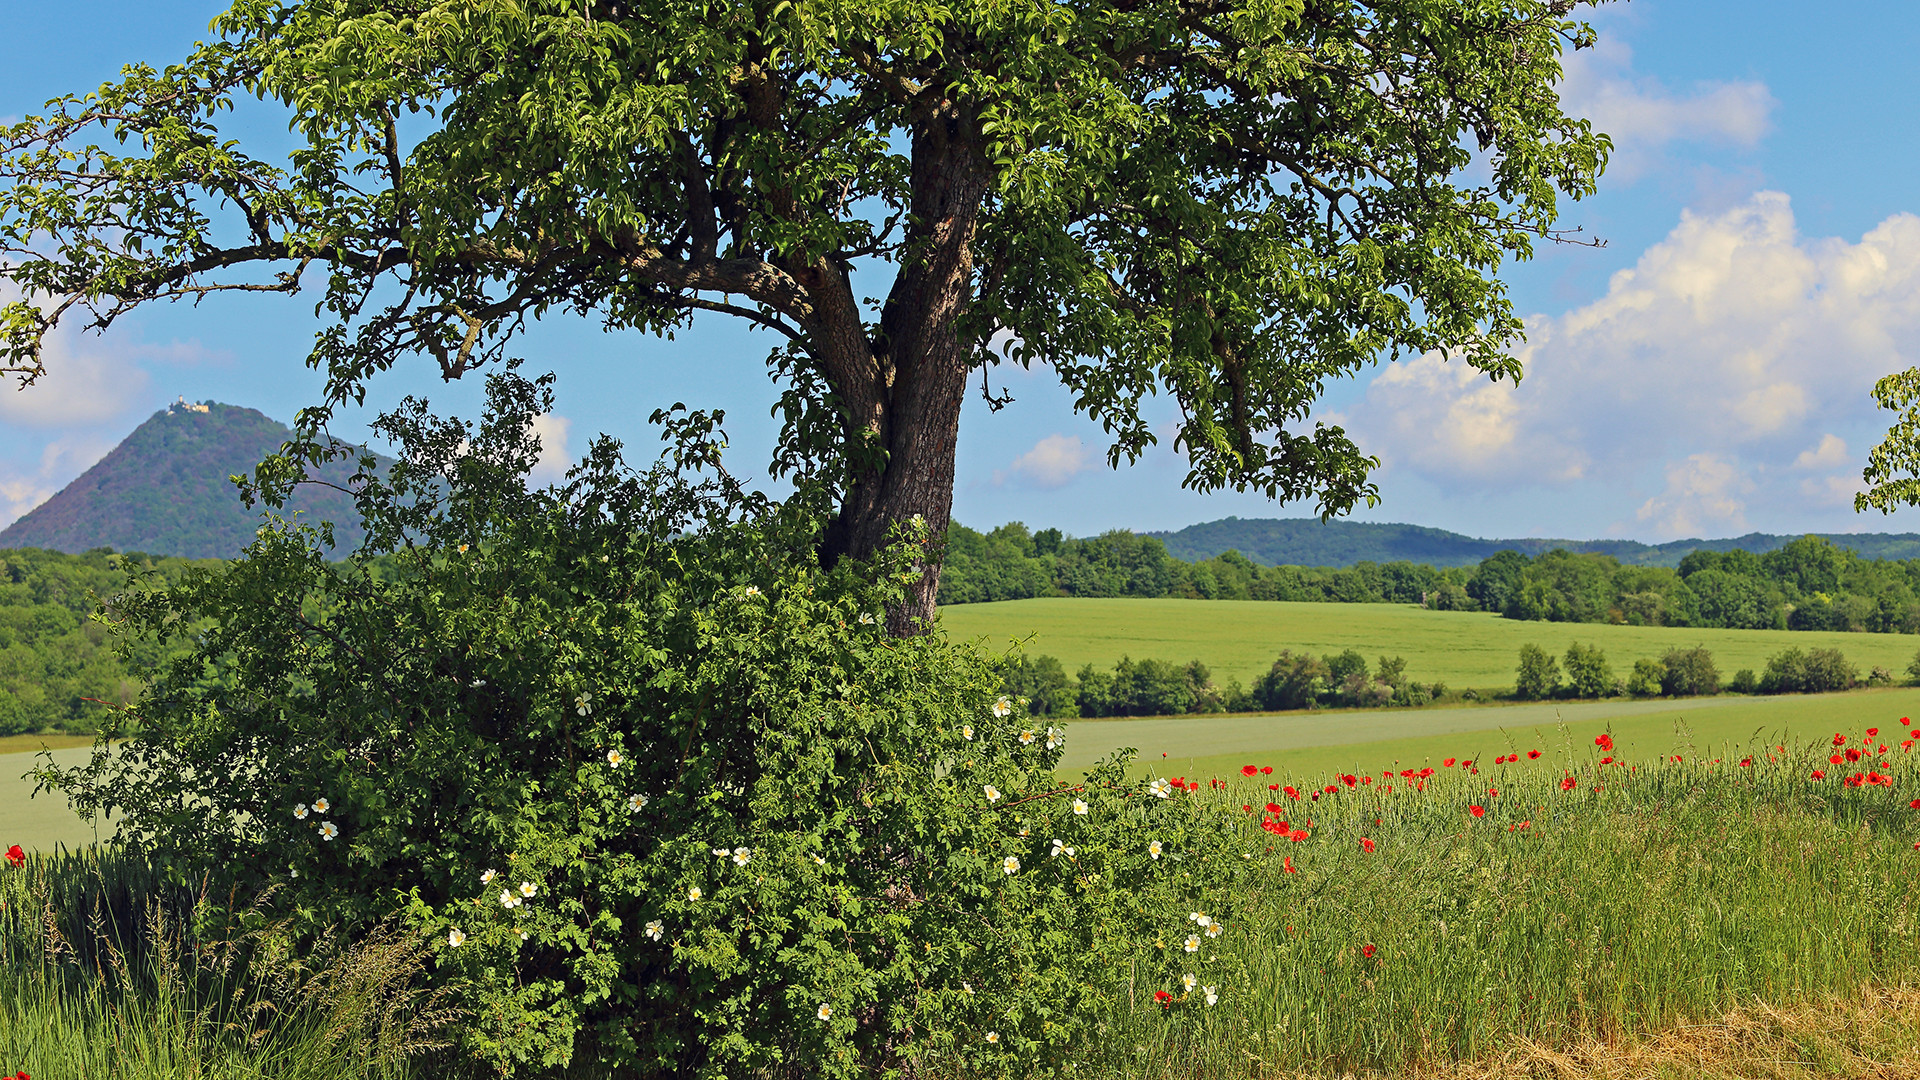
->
1300 985 1920 1080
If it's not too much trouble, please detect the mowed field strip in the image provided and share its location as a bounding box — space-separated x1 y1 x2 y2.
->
938 597 1920 689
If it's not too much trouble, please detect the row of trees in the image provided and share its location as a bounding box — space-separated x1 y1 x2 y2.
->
942 524 1920 636
1003 650 1447 718
1513 642 1885 700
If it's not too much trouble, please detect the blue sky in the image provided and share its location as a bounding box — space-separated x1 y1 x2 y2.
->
3 2 1919 542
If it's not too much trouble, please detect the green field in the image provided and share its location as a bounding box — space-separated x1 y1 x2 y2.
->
939 596 1920 689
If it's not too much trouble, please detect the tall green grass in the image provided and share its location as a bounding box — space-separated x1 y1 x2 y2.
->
0 848 452 1079
1107 744 1920 1076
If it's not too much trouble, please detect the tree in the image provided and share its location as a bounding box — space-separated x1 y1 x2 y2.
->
1658 646 1720 697
1561 641 1612 698
1513 643 1558 700
0 0 1608 628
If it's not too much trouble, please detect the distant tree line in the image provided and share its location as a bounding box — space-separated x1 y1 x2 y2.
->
1511 641 1893 701
1003 650 1448 718
943 523 1920 634
0 547 215 735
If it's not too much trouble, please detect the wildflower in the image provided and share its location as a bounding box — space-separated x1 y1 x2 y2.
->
1050 839 1066 858
1149 778 1174 798
732 847 751 866
293 803 309 820
688 886 702 901
574 693 593 717
1283 855 1296 873
1019 729 1035 745
470 679 486 688
1046 727 1064 750
645 920 663 941
1811 769 1826 780
1911 799 1920 810
481 869 498 885
1868 728 1880 737
713 847 730 857
1361 944 1377 959
448 929 466 948
1527 749 1541 759
500 890 519 908
1443 758 1456 767
993 697 1013 718
1560 777 1577 791
288 863 299 878
1190 912 1211 926
313 797 331 814
1002 856 1020 875
318 821 339 841
519 930 529 942
812 854 826 866
606 749 624 768
743 585 761 598
818 1003 832 1021
458 543 470 554
858 612 875 625
1183 934 1200 953
1359 837 1376 853
1283 785 1300 799
1262 766 1274 774
1204 921 1222 938
519 881 537 898
1241 765 1258 777
1181 973 1197 992
1468 806 1486 819
983 784 1001 802
1072 798 1088 815
1595 734 1615 753
1153 990 1172 1006
985 1031 999 1044
962 724 975 740
629 793 649 812
1204 985 1219 1006
1148 840 1163 860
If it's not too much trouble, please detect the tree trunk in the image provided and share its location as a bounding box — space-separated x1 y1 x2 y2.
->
813 109 989 634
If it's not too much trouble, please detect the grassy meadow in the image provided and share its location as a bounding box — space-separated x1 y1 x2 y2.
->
938 597 1920 690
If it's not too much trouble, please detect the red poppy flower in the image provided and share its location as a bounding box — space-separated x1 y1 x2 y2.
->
1443 758 1456 767
1418 767 1434 778
1867 728 1879 737
1323 785 1337 795
1811 769 1826 780
1154 990 1172 1005
1284 786 1300 799
1242 765 1258 776
1527 749 1541 760
1487 788 1499 798
1468 805 1486 818
1739 757 1752 767
1594 734 1614 752
1261 766 1274 775
1340 774 1357 788
1830 754 1844 765
1266 802 1283 814
1910 799 1920 810
1560 777 1576 791
1289 829 1309 842
4 845 22 868
1359 837 1375 853
1360 944 1377 959
1269 783 1279 790
1903 717 1913 726
1283 855 1296 873
1833 733 1847 746
1242 804 1252 812
1600 756 1613 765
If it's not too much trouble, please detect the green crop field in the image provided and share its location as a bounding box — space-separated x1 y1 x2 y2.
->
938 597 1920 690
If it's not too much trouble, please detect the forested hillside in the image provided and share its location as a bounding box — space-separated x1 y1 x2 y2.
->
0 402 380 559
0 547 216 734
1148 516 1920 568
942 523 1920 634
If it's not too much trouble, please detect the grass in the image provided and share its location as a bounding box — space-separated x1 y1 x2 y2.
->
0 847 450 1079
1057 687 1920 782
1109 745 1920 1077
938 597 1920 690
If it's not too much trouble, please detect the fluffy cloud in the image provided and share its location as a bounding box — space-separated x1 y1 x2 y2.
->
998 433 1093 489
0 434 115 528
1346 192 1920 538
528 413 573 486
1559 38 1774 179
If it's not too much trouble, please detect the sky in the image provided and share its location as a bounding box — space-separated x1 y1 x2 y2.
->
2 2 1919 542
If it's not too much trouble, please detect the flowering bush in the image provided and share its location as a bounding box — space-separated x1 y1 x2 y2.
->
47 375 1250 1077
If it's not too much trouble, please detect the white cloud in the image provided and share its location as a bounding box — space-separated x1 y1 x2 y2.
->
1635 453 1751 537
1346 192 1920 539
998 433 1093 489
1793 434 1850 471
0 433 114 529
528 413 573 485
1559 38 1775 179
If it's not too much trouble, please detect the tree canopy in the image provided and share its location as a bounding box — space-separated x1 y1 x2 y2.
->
0 0 1609 625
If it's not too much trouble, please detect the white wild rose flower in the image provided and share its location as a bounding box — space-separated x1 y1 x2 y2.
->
645 920 664 941
1002 856 1020 875
983 784 1000 802
1148 778 1173 798
1072 798 1088 815
447 929 466 948
1148 839 1162 860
